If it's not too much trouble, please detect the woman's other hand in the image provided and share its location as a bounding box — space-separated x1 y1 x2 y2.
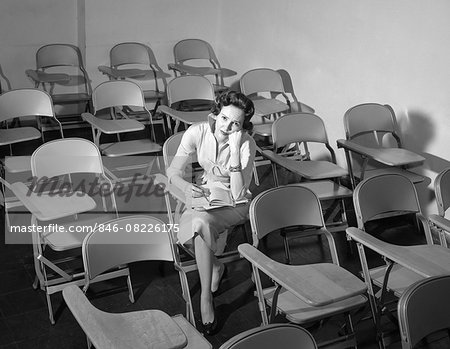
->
186 183 209 198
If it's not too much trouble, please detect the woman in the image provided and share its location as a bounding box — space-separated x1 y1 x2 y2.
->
166 90 256 334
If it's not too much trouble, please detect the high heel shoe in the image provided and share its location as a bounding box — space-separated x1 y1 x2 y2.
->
202 315 219 336
202 300 219 336
212 264 227 295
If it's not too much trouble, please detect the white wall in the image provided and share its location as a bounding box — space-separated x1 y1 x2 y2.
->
0 0 78 88
2 0 450 212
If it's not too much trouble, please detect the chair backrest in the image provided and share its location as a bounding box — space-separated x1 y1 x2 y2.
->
219 324 318 349
343 103 401 148
110 42 159 68
398 275 450 349
272 113 329 149
249 186 336 262
163 132 198 180
0 88 55 123
353 173 421 229
434 168 450 217
35 44 91 94
83 215 174 281
36 44 83 68
166 75 215 106
31 138 104 178
173 39 220 67
92 80 146 112
240 68 285 96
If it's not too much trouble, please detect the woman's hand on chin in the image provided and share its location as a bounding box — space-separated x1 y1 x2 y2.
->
228 130 242 154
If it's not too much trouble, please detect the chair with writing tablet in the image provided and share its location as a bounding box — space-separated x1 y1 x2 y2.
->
352 173 434 346
428 167 450 247
276 69 315 114
168 38 236 94
337 103 426 189
157 75 215 135
153 132 250 325
63 284 211 349
239 68 293 185
82 80 162 183
98 42 170 137
30 138 118 324
397 275 450 349
82 215 195 321
239 185 367 348
259 112 352 262
0 88 64 229
25 44 92 131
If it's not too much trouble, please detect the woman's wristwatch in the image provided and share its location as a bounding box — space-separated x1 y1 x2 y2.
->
229 164 242 172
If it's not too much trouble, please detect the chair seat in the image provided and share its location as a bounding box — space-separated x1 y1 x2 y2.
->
100 139 162 157
362 167 425 184
213 84 229 93
253 98 289 117
0 127 41 145
263 286 367 324
143 89 166 100
288 181 352 201
51 92 91 104
158 105 209 125
264 151 348 180
4 155 32 173
369 264 424 297
42 213 118 251
99 66 171 81
25 69 70 84
253 123 274 137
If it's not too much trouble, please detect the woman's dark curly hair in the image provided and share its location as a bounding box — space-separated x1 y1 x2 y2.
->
211 90 254 131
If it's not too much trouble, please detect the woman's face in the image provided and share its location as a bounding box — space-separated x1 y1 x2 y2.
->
213 104 246 143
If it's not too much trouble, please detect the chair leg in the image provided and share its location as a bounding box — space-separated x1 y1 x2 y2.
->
252 162 260 186
126 274 135 303
32 275 40 289
282 231 292 264
178 271 195 326
45 292 55 325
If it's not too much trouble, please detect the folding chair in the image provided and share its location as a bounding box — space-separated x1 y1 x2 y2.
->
428 167 450 247
82 80 162 183
0 88 63 152
63 284 212 349
25 44 92 131
30 138 118 324
0 88 64 229
156 132 250 325
98 42 170 137
168 38 237 94
219 324 317 349
259 112 352 262
157 75 215 135
352 173 433 347
337 103 425 189
276 69 315 113
240 185 367 348
397 275 450 349
240 68 291 139
82 215 194 311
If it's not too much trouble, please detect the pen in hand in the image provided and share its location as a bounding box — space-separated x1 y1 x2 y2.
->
191 184 210 198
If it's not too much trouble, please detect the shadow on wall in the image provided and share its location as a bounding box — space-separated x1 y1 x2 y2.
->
397 108 450 213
